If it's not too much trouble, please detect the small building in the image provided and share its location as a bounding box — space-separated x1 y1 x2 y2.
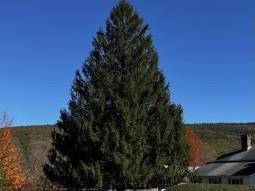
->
197 134 255 185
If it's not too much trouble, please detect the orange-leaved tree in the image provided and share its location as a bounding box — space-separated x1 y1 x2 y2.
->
186 126 203 166
0 113 27 190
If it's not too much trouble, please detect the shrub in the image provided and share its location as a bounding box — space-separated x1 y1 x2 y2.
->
167 183 255 191
0 162 8 191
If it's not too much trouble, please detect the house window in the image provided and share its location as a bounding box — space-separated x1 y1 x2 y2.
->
193 177 202 183
228 178 243 185
209 177 221 184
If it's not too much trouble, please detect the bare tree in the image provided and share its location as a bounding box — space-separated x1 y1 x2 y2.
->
26 148 47 189
0 112 13 128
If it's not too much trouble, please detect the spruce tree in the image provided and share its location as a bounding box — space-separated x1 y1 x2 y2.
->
44 1 190 190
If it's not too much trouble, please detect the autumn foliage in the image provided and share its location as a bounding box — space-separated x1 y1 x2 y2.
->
186 126 203 166
0 113 26 190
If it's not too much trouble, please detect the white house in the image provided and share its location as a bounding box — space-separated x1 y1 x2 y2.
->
197 134 255 185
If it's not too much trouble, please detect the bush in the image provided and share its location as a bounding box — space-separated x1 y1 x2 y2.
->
0 163 8 191
167 183 255 191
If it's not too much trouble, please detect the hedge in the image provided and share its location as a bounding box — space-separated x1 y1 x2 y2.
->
167 183 255 191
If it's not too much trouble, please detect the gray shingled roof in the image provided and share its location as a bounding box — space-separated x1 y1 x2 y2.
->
198 147 255 176
217 147 255 162
198 161 255 176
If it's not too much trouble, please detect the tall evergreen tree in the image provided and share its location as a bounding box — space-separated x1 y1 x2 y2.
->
44 1 190 190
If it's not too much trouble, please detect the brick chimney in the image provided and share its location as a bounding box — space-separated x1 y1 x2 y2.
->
241 134 252 150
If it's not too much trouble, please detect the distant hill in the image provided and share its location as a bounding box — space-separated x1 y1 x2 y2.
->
190 123 255 162
9 125 53 169
6 122 255 171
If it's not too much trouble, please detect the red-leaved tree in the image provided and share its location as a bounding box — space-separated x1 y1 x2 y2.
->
186 126 203 166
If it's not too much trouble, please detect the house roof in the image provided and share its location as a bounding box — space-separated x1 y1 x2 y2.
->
198 161 255 176
216 147 255 162
198 147 255 176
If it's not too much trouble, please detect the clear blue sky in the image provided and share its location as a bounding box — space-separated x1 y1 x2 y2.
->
0 0 254 126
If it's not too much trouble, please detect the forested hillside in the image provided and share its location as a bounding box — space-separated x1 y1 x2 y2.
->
190 123 255 162
2 122 254 187
9 123 255 170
